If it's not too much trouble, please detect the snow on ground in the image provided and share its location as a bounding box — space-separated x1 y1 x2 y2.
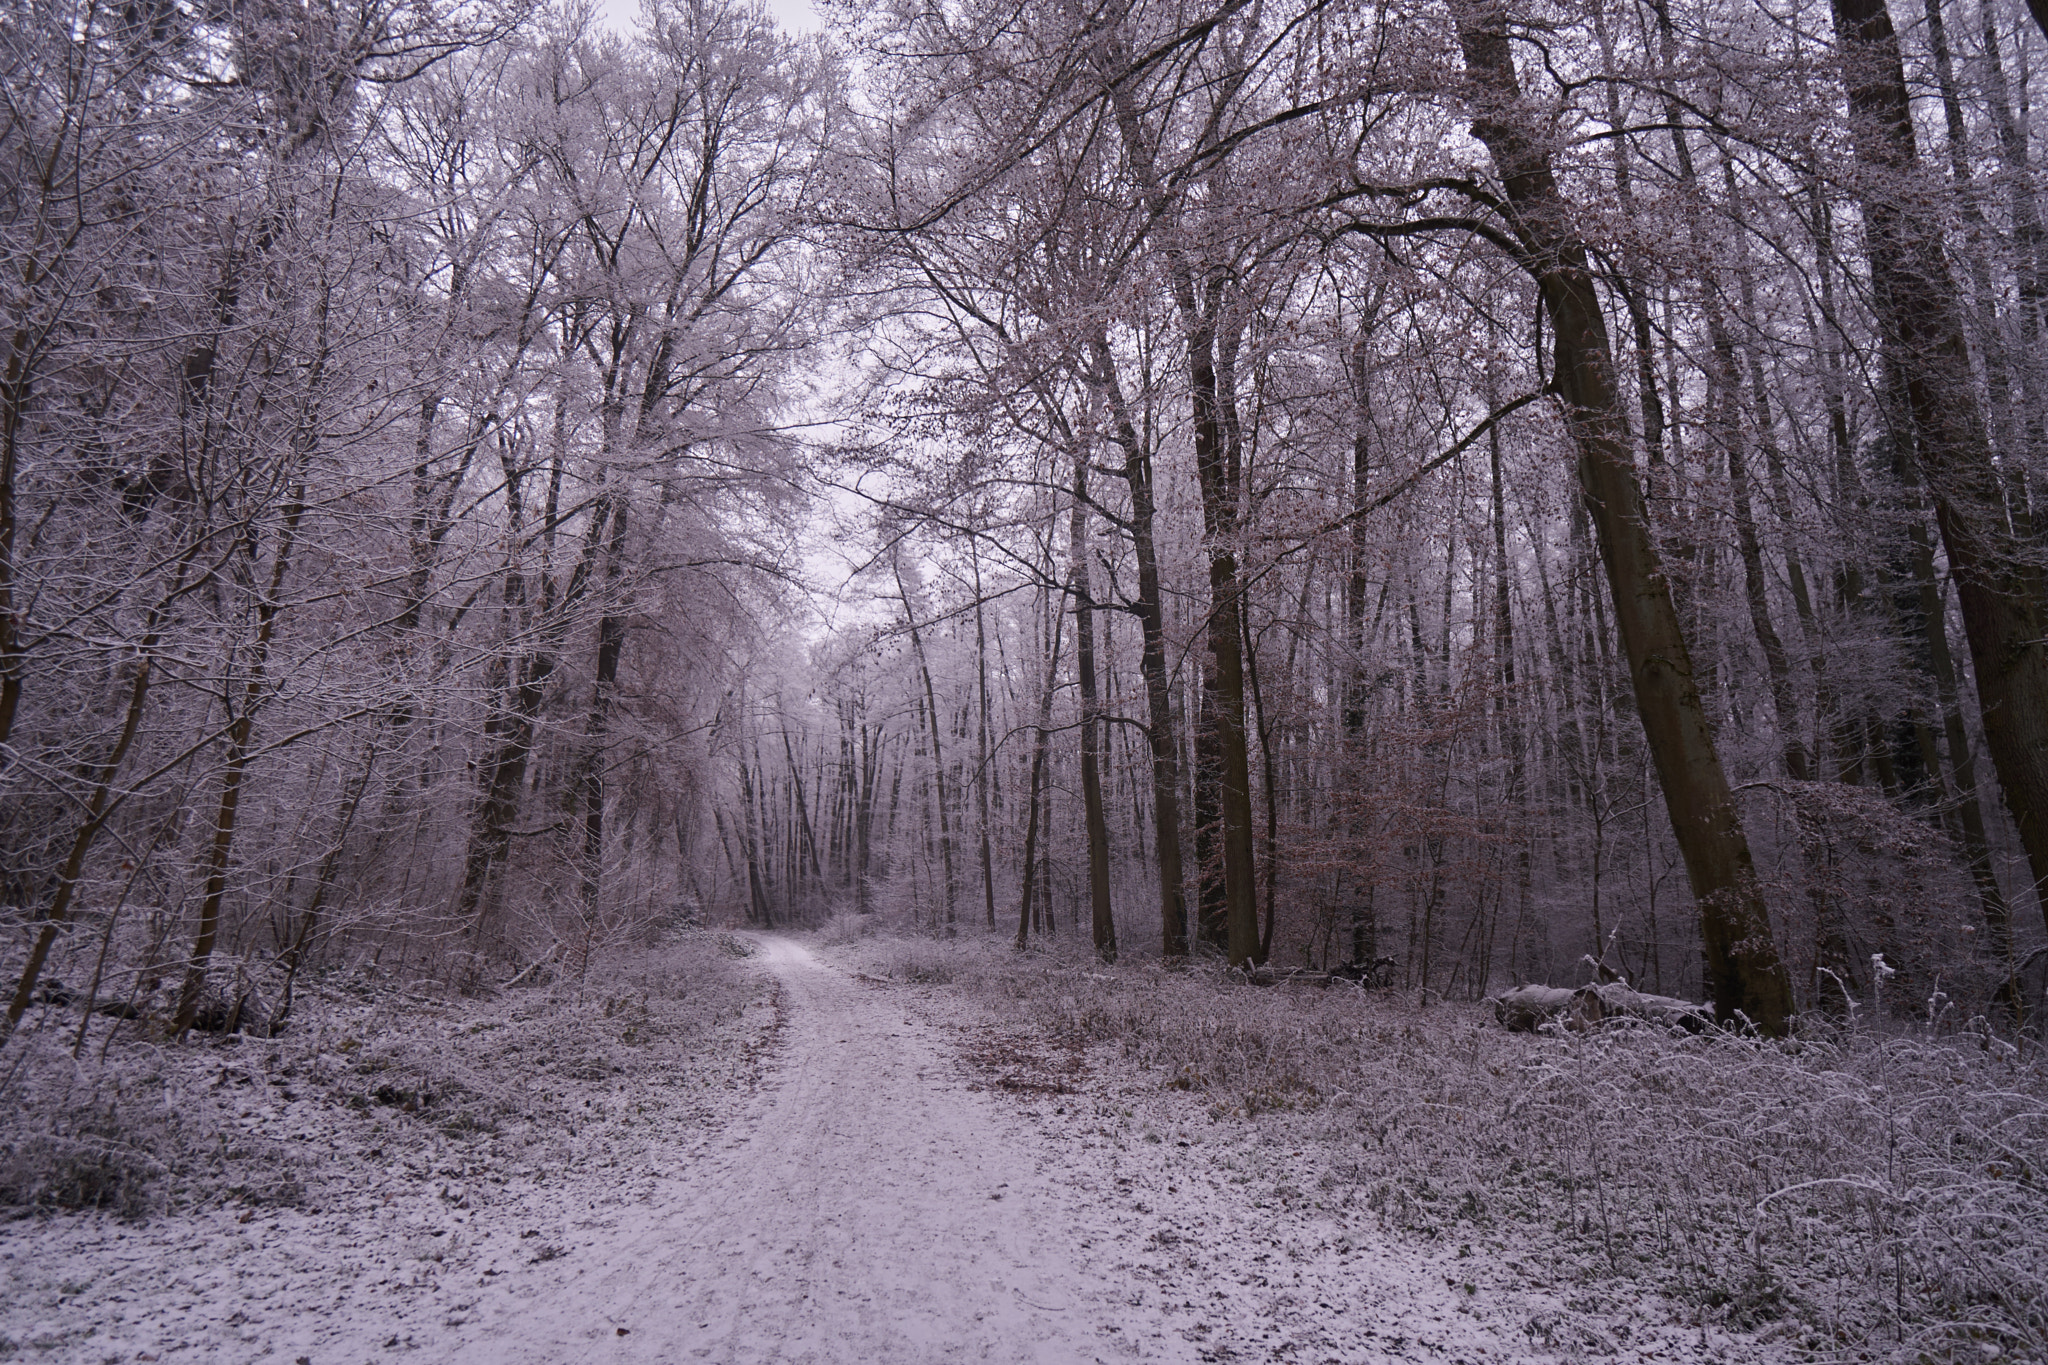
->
836 930 2048 1363
836 940 1784 1365
390 933 1184 1363
0 931 777 1363
5 932 1799 1364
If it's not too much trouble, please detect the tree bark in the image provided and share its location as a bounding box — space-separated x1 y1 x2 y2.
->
1345 318 1380 968
971 546 998 929
579 489 629 925
1488 385 1531 982
1829 0 2048 926
456 434 610 925
1016 571 1069 949
1090 335 1189 958
894 554 958 927
739 753 774 925
857 720 879 912
173 491 307 1036
1981 12 2048 518
1244 600 1279 966
1071 449 1117 963
1449 0 1793 1030
1098 51 1259 966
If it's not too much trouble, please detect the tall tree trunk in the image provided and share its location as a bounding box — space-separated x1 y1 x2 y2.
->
580 490 629 925
1017 572 1069 949
1488 387 1532 984
857 721 879 912
971 547 998 928
1071 450 1117 962
1899 463 2017 956
782 725 824 891
894 554 957 926
1830 0 2048 926
1923 0 2027 492
457 441 609 925
579 320 677 932
1245 602 1279 966
1344 316 1381 968
738 754 773 926
1448 0 1794 1031
172 490 307 1036
1193 668 1226 950
1098 56 1259 966
1593 12 1669 496
1726 393 1806 782
1982 12 2048 508
1090 336 1188 958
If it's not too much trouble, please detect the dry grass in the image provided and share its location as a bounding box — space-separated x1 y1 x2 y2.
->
854 927 2048 1361
0 929 774 1222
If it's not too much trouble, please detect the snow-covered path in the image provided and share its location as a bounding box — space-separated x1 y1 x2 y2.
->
10 934 1760 1364
442 934 1178 1362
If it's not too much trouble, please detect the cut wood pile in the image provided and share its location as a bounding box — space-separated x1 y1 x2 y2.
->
1491 982 1712 1033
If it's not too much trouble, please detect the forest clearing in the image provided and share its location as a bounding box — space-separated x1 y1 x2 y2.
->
9 0 2048 1353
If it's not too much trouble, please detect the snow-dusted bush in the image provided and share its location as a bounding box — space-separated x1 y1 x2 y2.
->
0 931 772 1221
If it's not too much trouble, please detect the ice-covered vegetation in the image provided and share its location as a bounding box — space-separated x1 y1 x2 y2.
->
1 931 772 1223
9 0 2048 1351
851 927 2048 1358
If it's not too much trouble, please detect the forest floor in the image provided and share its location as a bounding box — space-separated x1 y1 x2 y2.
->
2 926 2036 1363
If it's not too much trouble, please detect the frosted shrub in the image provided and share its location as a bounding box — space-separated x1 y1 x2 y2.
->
868 933 2048 1357
0 930 770 1220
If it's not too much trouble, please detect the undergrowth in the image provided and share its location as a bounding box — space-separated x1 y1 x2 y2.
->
859 929 2048 1362
0 929 771 1221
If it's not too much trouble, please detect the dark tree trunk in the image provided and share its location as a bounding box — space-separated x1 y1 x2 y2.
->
739 755 773 926
1017 573 1068 949
895 555 957 927
1449 0 1794 1031
1345 319 1378 968
1098 53 1258 966
1829 0 2048 927
457 427 607 926
971 548 997 929
1488 389 1531 982
580 493 629 925
173 491 307 1036
1090 336 1188 958
1071 450 1117 963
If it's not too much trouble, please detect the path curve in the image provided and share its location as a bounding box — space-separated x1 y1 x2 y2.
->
447 934 1174 1363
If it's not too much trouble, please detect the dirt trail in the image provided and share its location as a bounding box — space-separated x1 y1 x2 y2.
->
445 934 1176 1363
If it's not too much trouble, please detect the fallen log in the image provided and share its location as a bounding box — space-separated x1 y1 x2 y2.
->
1492 985 1578 1031
1492 982 1711 1033
1571 982 1713 1032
